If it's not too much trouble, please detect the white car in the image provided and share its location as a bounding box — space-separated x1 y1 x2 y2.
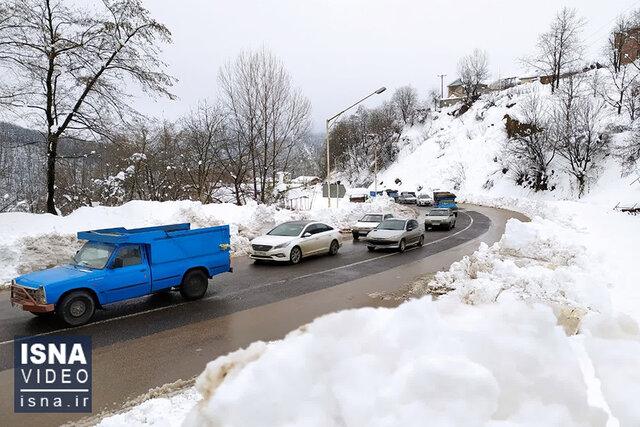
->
351 212 395 240
424 208 457 230
250 220 342 264
416 193 433 206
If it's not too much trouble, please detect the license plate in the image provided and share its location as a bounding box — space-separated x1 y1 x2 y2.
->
254 251 267 256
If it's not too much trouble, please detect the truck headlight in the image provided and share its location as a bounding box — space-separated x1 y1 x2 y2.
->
35 286 47 304
273 242 289 250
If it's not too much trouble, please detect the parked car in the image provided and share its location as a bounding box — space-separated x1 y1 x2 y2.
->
365 218 423 252
396 192 417 204
10 223 232 326
416 193 433 206
351 213 394 240
250 220 342 264
424 208 457 230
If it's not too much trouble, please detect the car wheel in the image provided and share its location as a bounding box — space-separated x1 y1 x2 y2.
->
399 239 406 253
56 290 96 326
180 269 209 300
367 246 376 252
452 220 456 229
329 240 339 256
352 233 359 241
417 235 424 247
290 246 302 264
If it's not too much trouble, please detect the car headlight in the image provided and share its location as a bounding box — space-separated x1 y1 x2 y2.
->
273 242 290 250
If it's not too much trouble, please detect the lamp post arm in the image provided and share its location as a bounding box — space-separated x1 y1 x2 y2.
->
327 91 378 123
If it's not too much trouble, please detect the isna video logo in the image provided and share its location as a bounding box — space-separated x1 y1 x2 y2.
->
14 335 92 413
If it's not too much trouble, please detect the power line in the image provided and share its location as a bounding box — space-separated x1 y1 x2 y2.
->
583 0 640 44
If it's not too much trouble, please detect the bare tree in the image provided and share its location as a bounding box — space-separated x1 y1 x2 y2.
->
503 93 557 191
427 88 440 110
179 102 227 203
555 77 609 197
524 7 585 93
457 49 490 102
218 47 311 203
0 0 175 214
391 86 419 126
600 15 640 116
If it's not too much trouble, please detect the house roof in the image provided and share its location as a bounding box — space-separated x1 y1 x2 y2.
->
447 79 462 87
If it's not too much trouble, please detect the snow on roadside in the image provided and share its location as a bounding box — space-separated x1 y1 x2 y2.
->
97 198 640 427
0 197 412 287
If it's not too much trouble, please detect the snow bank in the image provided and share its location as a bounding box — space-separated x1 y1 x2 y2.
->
183 299 606 427
0 197 412 287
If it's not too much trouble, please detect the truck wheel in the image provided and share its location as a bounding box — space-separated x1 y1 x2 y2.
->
57 290 95 326
398 239 406 253
180 270 208 300
352 233 359 241
329 240 340 255
289 246 302 264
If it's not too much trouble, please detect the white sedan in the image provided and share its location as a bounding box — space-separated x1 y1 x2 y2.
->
250 220 343 264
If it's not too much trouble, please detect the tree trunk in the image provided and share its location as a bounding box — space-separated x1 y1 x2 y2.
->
46 134 58 215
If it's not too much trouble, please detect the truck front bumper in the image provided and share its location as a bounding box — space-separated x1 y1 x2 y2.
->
10 284 54 313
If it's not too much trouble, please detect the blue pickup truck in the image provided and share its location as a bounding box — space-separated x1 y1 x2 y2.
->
10 223 231 326
433 191 458 214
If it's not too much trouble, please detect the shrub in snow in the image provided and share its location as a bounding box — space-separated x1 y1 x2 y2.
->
184 299 607 427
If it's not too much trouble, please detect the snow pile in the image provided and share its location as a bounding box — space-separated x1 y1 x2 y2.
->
183 299 607 427
98 388 200 427
0 196 411 286
426 216 611 319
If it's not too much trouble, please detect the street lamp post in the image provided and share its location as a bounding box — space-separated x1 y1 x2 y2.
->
326 86 386 207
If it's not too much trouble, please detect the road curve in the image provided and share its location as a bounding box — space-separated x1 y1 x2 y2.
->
0 204 527 427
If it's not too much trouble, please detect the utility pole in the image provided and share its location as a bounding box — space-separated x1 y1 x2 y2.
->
374 148 378 196
438 74 447 99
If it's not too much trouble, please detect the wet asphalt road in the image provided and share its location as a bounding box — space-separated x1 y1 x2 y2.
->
0 207 488 371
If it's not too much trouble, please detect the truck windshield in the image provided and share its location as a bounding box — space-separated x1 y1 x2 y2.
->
72 242 115 269
360 214 383 222
267 223 305 236
376 220 406 230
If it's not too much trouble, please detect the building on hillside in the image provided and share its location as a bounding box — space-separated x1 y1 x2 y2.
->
439 79 490 108
616 27 640 65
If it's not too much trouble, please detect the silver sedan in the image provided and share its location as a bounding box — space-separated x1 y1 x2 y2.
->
365 218 424 252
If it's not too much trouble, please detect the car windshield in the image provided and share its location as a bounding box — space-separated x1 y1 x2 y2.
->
429 209 449 217
72 242 115 269
360 214 383 222
419 194 431 199
377 220 406 230
267 223 305 236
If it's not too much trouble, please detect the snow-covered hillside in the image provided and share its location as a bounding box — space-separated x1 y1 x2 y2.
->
381 78 639 208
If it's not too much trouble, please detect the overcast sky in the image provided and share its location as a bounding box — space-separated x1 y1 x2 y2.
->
137 0 640 131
